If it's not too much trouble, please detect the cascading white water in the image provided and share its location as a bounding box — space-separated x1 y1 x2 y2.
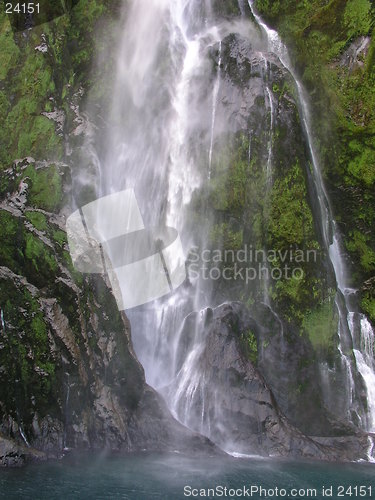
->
260 60 274 307
96 0 235 395
368 436 375 463
208 38 222 179
265 86 273 184
354 316 375 431
88 0 276 450
260 56 274 186
19 426 30 448
248 0 375 432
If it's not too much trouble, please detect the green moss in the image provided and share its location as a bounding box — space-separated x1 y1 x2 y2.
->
0 17 20 80
346 230 375 273
25 211 49 232
0 90 9 123
25 232 58 274
52 229 67 247
362 292 375 324
31 316 48 346
17 116 62 160
268 162 314 247
0 210 24 271
0 0 119 168
0 208 64 289
16 51 55 101
0 279 58 420
72 0 105 27
0 25 63 165
67 0 108 76
62 250 83 286
302 299 338 354
254 0 281 18
343 0 371 39
265 160 325 324
346 142 375 187
23 164 63 211
209 223 243 251
240 329 258 364
272 275 318 324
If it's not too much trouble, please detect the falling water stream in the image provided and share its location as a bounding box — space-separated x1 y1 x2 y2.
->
88 0 375 456
208 38 222 179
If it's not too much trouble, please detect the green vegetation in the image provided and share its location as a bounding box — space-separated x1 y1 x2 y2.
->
191 89 325 326
254 0 375 324
343 0 372 39
0 18 20 80
302 298 338 355
362 291 375 324
0 280 58 419
346 230 375 273
240 329 258 364
25 211 49 232
209 223 243 253
25 232 58 275
0 210 25 273
0 0 130 439
0 13 63 165
0 0 120 168
52 229 67 247
23 164 63 212
268 162 314 247
267 162 324 323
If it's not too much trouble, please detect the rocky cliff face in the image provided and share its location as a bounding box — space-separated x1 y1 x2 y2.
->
0 160 217 466
187 20 346 436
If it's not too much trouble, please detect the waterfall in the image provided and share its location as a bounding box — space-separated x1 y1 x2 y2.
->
265 86 273 185
248 130 252 165
81 0 375 455
260 56 274 186
208 39 222 179
96 0 226 393
63 373 71 451
261 63 274 307
368 436 375 463
19 425 30 448
353 316 375 431
0 309 5 332
248 0 375 432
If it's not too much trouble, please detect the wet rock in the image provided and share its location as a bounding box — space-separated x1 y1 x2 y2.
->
252 302 358 437
168 302 369 461
0 434 45 467
129 386 220 455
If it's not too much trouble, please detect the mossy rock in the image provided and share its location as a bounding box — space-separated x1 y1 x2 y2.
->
253 0 375 327
23 164 64 212
0 277 59 422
